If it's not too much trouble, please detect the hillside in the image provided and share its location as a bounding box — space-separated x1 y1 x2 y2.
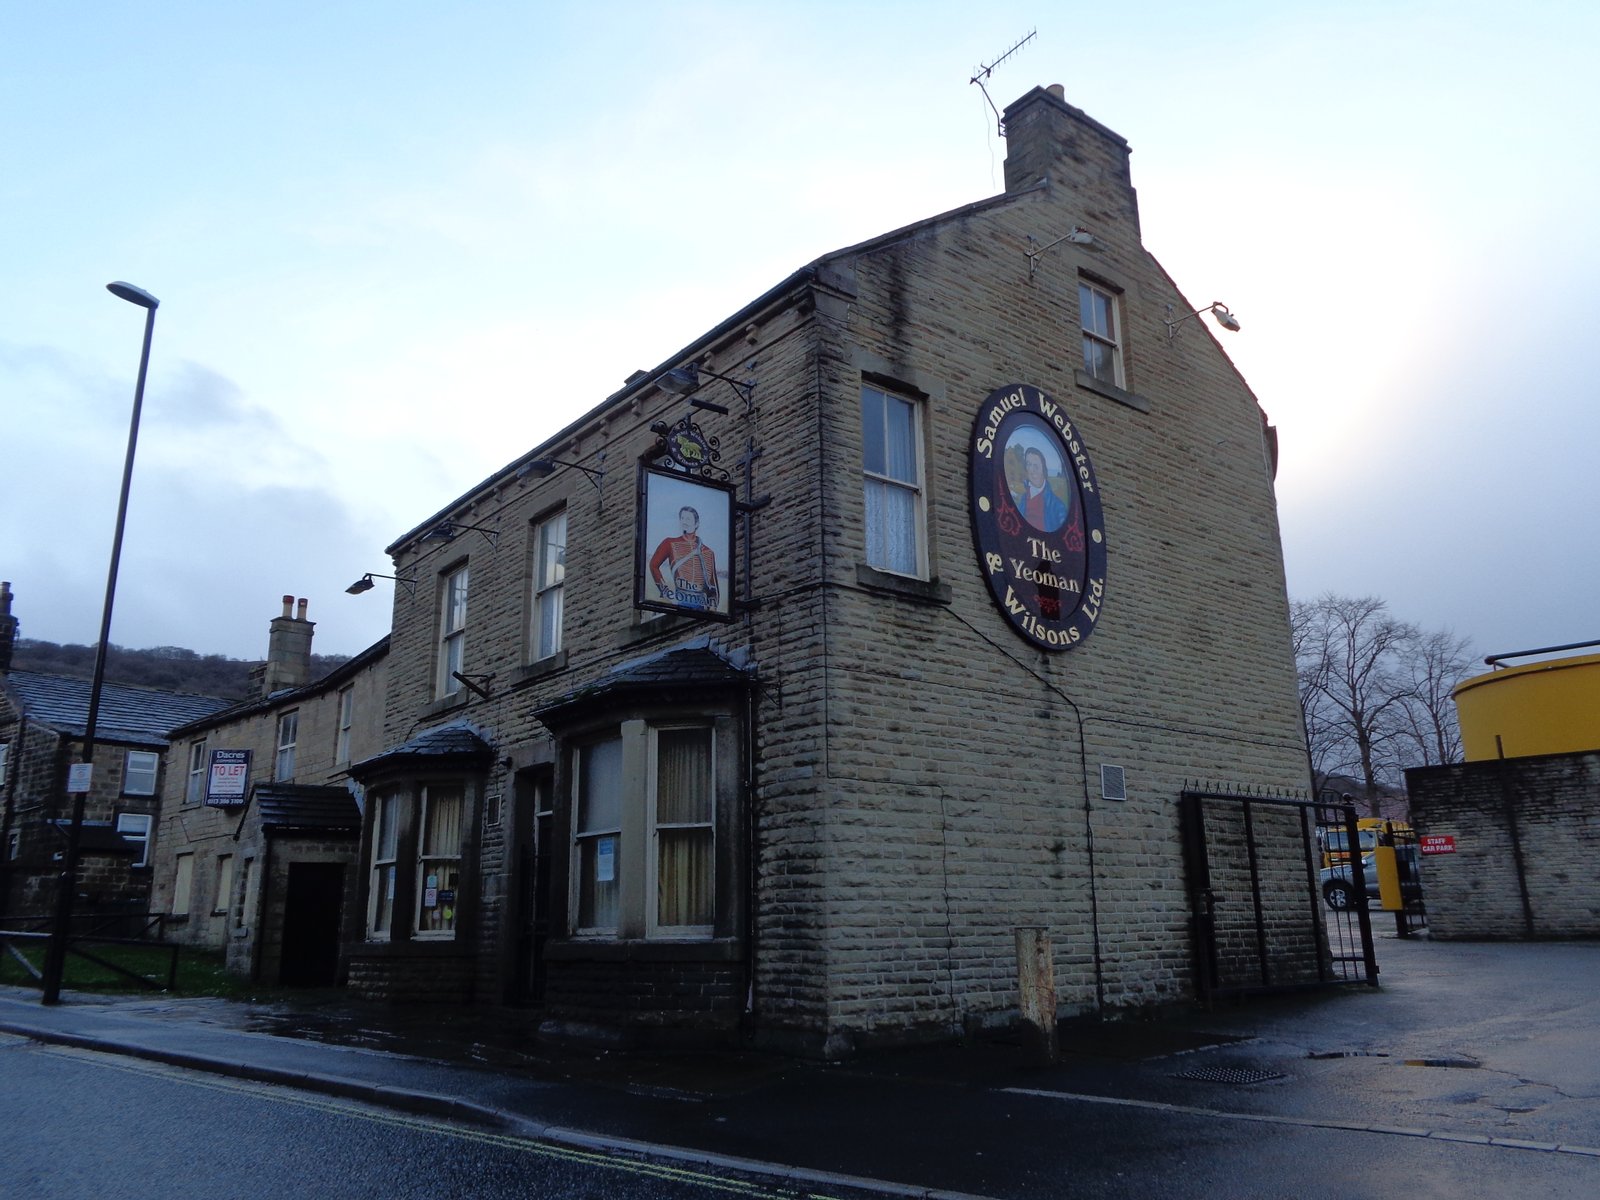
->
9 639 350 700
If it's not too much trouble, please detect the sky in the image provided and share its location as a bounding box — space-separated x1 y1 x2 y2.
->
3 1 1597 667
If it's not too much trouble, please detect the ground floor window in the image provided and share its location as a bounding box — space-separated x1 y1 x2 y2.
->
116 812 152 868
363 780 473 943
171 853 194 915
574 737 623 933
214 855 233 915
651 726 714 934
415 786 463 937
369 793 398 938
565 718 730 942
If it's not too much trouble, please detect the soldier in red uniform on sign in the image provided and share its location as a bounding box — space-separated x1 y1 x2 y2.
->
649 505 720 610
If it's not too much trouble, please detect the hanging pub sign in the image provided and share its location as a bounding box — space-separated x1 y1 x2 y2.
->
635 465 735 620
969 383 1107 651
205 749 252 808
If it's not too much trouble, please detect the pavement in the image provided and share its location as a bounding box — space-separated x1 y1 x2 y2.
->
4 932 1600 1199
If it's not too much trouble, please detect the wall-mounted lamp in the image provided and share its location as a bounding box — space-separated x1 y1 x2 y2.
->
346 572 417 597
1165 301 1241 342
657 362 756 415
1025 227 1095 279
517 452 606 491
422 520 499 549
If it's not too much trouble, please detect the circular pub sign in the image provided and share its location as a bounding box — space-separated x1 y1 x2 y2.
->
968 383 1107 651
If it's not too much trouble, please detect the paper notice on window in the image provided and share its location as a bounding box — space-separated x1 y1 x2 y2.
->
423 887 438 907
597 837 616 883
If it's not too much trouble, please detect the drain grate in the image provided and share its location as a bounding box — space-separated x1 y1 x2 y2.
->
1173 1065 1285 1085
1307 1050 1391 1060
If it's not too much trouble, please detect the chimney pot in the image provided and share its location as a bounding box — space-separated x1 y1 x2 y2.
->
296 598 308 621
262 593 316 696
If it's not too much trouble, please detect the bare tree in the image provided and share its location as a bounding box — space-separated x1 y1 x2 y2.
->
1291 594 1419 815
1387 626 1472 767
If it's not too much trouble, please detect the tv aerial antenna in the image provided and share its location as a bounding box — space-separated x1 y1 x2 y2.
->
970 29 1036 136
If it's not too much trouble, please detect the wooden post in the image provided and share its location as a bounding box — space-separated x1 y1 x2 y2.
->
1015 927 1058 1063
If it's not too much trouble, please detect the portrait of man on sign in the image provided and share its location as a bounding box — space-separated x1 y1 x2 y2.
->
636 468 733 619
1005 430 1071 533
650 504 719 610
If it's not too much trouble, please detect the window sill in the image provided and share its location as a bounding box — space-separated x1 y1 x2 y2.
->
350 939 471 959
855 563 952 606
1073 369 1150 413
544 937 742 963
512 650 569 690
419 691 470 719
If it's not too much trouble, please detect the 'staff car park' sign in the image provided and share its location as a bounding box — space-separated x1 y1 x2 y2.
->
205 749 252 808
1420 835 1457 855
969 384 1107 651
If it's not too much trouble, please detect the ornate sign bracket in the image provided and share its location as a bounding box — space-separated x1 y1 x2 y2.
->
648 411 730 483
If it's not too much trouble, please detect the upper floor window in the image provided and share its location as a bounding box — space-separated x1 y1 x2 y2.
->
861 383 926 578
124 750 159 796
439 565 469 697
531 509 566 661
185 740 207 805
116 811 152 868
336 686 355 766
0 742 8 787
1079 281 1124 387
275 711 298 782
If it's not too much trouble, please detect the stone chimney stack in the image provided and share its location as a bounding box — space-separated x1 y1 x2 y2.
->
0 581 17 672
1002 84 1140 234
261 593 315 696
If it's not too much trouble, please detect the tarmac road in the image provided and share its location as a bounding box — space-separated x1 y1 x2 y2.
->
3 933 1598 1198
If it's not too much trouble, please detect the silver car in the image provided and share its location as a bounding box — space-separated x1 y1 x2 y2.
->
1320 846 1423 910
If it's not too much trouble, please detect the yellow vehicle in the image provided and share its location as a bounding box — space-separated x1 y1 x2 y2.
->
1317 818 1415 869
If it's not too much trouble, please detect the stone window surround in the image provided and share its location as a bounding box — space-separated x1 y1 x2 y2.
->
359 773 483 948
540 698 745 965
123 749 160 797
437 560 470 701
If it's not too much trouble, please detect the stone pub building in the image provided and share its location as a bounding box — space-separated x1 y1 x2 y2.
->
341 85 1318 1055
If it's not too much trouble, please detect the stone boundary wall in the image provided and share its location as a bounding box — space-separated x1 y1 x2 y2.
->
1406 751 1600 939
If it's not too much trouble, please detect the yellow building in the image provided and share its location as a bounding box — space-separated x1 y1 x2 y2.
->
1454 652 1600 761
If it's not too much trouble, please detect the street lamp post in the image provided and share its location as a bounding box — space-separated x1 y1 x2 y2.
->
40 281 160 1005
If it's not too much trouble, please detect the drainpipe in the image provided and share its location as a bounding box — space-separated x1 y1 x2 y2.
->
1494 737 1536 937
253 834 275 983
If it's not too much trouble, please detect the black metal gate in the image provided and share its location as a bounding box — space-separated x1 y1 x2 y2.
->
1180 788 1377 1002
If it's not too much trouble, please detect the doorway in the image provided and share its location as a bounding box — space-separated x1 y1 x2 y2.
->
279 862 345 987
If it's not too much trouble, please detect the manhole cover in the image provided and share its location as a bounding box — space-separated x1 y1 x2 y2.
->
1173 1066 1285 1085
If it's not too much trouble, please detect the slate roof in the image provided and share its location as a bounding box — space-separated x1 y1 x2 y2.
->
534 640 754 727
254 784 362 834
167 635 390 739
3 670 234 747
348 721 493 780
